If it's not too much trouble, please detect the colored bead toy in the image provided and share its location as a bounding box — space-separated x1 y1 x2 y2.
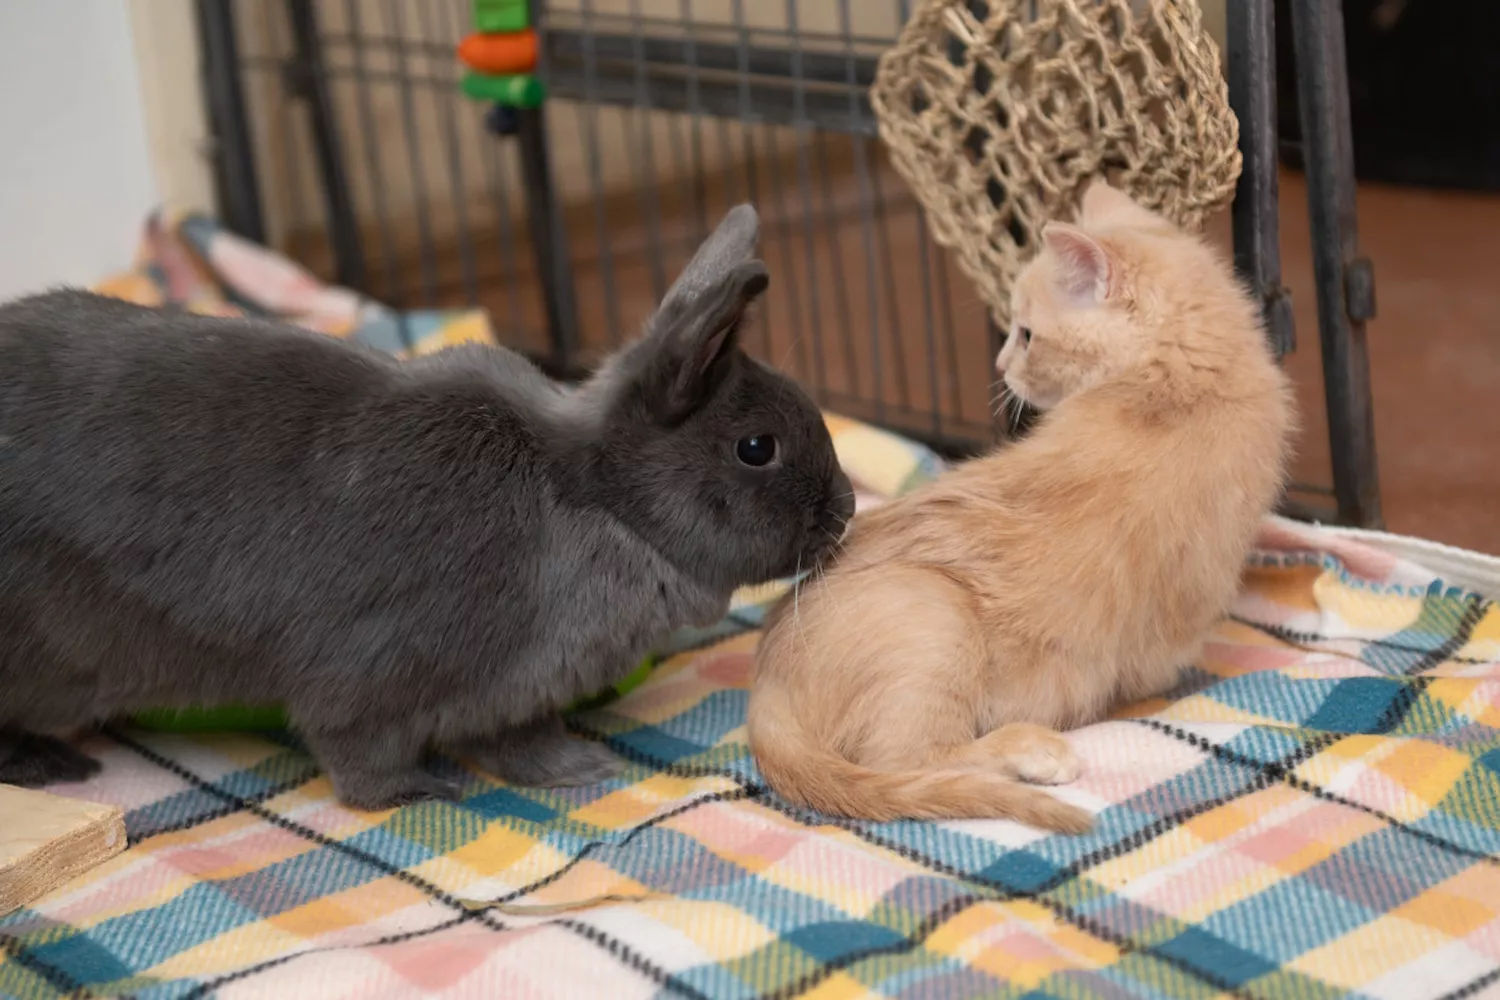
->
473 0 528 33
460 0 543 110
461 71 545 108
458 28 537 76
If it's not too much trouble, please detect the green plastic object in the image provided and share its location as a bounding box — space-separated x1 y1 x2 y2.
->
131 655 659 733
473 0 528 33
133 704 290 733
568 655 656 713
461 72 544 107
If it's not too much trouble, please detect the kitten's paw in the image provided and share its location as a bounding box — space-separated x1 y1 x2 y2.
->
333 769 464 811
475 736 625 788
1009 743 1082 786
985 724 1082 786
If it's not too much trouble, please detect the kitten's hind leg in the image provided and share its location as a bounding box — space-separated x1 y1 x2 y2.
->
300 724 462 810
947 723 1082 786
457 714 623 788
0 728 102 786
1117 642 1200 705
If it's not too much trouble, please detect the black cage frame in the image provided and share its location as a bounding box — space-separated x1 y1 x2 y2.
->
195 0 1381 528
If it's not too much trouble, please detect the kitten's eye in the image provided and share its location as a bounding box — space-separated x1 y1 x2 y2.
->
1020 326 1033 346
735 434 779 468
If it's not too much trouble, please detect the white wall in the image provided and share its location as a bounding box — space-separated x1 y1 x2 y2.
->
0 1 158 300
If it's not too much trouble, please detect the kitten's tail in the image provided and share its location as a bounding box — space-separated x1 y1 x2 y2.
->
748 690 1092 834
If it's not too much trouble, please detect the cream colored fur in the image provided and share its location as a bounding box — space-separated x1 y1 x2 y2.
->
748 182 1295 832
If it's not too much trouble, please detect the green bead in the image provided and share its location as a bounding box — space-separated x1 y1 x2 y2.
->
473 0 528 32
460 72 545 108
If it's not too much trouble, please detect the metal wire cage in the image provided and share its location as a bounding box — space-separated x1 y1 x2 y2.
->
196 0 1381 526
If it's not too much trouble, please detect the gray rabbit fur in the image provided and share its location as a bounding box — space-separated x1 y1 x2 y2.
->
0 205 853 808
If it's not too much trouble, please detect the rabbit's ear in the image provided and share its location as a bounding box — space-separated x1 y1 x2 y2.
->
642 205 768 422
660 204 761 311
644 257 769 422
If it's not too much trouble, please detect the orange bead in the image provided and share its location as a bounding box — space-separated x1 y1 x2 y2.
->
457 30 538 75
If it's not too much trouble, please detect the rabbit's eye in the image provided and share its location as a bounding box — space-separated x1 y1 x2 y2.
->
1019 326 1033 346
735 434 779 468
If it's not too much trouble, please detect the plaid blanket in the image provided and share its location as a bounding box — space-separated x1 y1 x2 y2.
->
2 218 1497 999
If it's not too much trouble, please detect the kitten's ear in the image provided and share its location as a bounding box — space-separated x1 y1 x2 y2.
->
1043 223 1115 305
1080 179 1161 229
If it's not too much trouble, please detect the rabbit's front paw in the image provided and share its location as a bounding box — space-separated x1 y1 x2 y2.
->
332 767 465 811
503 738 625 787
302 725 465 810
463 715 625 788
0 729 102 787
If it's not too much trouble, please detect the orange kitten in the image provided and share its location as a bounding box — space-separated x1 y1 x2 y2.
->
748 181 1295 832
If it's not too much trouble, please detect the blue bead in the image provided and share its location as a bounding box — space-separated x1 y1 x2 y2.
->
485 102 521 136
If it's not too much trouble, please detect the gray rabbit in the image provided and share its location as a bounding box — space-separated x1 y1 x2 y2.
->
0 205 853 808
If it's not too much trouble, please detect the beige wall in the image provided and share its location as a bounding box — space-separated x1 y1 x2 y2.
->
1202 0 1225 55
128 0 214 215
131 0 1229 249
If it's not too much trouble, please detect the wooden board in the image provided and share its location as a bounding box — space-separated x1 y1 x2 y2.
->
0 784 126 916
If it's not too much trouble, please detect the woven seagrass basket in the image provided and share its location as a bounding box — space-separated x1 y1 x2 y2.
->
871 0 1241 328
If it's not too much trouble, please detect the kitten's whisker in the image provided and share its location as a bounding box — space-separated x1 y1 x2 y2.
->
989 379 1011 420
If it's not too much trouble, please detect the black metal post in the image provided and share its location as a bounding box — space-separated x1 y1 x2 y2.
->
196 0 266 243
1226 0 1295 358
286 0 366 291
1290 0 1383 529
517 106 581 372
519 0 582 372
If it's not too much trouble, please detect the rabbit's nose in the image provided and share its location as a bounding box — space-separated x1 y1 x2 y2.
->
830 471 855 518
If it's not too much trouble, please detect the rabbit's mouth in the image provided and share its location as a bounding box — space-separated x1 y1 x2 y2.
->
776 518 843 579
780 474 855 576
782 535 839 580
819 512 851 549
802 510 851 565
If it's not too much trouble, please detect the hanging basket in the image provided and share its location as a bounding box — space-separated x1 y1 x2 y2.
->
871 0 1240 328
